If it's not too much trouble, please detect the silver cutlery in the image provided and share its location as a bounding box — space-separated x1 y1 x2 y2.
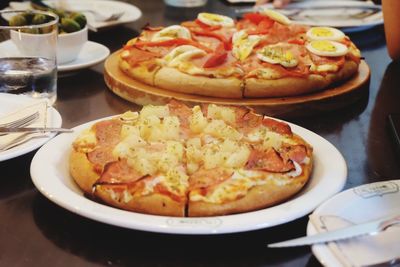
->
362 257 400 267
268 213 400 248
0 111 39 129
0 127 73 133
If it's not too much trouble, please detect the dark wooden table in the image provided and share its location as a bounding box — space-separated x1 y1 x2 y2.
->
1 1 399 266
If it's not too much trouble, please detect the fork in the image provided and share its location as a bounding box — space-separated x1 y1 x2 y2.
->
0 111 39 129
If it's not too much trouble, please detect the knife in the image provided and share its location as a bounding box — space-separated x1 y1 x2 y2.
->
268 213 400 248
0 127 73 133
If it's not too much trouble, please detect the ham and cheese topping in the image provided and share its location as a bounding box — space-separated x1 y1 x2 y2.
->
75 102 312 204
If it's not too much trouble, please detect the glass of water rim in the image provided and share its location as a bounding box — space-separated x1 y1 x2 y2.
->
0 10 59 105
164 0 208 7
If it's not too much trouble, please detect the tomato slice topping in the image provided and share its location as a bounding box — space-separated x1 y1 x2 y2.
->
191 29 231 50
288 39 306 45
203 52 228 68
194 19 222 31
243 12 268 24
247 18 274 35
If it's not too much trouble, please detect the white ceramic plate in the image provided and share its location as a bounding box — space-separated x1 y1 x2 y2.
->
0 94 62 161
30 117 347 234
235 0 383 30
307 180 400 267
0 40 109 72
57 41 110 72
7 0 142 31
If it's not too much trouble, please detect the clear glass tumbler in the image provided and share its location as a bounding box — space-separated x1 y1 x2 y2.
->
164 0 208 7
0 10 58 105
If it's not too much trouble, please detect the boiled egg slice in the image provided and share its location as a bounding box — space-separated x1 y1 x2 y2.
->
306 27 345 41
152 25 191 42
257 45 298 68
164 45 207 67
262 9 291 25
232 30 261 61
306 40 348 57
197 13 234 28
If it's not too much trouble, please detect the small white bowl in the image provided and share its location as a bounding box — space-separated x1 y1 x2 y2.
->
11 25 88 65
57 26 88 64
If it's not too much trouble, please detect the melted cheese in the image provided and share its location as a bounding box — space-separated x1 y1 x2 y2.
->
164 45 206 67
152 25 191 42
189 169 265 203
142 167 189 197
207 104 236 125
310 63 339 73
139 105 169 119
232 30 261 61
248 68 282 80
246 126 296 149
190 169 294 204
203 119 243 141
73 128 97 153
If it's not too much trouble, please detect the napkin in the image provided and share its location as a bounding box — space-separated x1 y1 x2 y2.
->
0 101 51 151
310 214 400 267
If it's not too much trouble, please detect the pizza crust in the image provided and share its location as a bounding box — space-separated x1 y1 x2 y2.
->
119 59 159 86
154 67 243 98
188 175 309 217
244 60 358 98
69 149 100 195
94 185 186 217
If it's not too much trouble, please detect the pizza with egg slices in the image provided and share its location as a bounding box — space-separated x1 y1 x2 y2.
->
70 101 313 217
117 10 361 99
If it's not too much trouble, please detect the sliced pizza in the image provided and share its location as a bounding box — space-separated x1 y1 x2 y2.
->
70 101 313 217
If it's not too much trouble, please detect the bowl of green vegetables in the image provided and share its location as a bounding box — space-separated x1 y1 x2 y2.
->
9 10 88 64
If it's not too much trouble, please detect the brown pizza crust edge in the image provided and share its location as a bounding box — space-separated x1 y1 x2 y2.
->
119 58 159 87
94 185 186 217
188 159 313 217
154 67 243 99
69 149 100 195
244 60 358 98
70 149 186 217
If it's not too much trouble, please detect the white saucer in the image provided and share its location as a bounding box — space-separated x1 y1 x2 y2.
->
0 40 109 73
58 41 110 72
0 94 62 162
307 180 400 267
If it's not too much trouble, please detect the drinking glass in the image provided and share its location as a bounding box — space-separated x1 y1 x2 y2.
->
0 10 58 105
164 0 208 7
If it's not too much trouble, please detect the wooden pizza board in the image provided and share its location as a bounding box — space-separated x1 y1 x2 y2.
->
104 50 370 118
